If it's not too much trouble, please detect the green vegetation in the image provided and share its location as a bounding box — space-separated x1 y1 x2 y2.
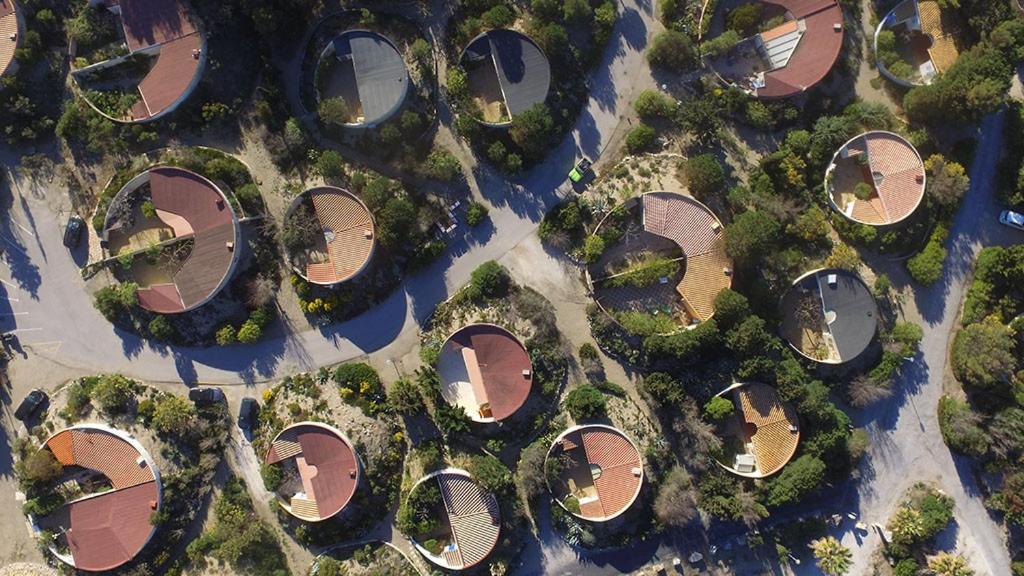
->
810 536 852 576
564 384 607 420
647 30 696 72
333 362 387 416
703 396 734 421
466 261 511 301
625 123 657 153
603 255 680 288
906 226 948 285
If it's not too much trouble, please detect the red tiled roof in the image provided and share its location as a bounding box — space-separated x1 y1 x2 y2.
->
265 423 359 521
45 428 156 489
832 132 925 225
735 383 800 476
133 33 201 120
443 324 533 421
0 0 19 77
0 0 14 18
303 187 375 284
757 0 844 99
137 167 237 313
119 0 196 52
64 481 160 572
558 426 643 521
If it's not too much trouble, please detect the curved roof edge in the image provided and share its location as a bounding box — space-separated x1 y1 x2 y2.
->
285 186 377 286
712 382 800 479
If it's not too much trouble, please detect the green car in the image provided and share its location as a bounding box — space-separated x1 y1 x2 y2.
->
569 158 592 183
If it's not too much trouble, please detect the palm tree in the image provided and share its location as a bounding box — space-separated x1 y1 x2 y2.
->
888 506 925 546
928 552 974 576
809 536 852 576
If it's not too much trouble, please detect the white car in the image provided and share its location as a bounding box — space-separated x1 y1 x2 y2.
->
1000 210 1024 231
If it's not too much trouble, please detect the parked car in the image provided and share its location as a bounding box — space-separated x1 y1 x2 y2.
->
189 387 224 404
568 157 592 183
237 397 257 431
14 389 47 421
999 209 1024 231
63 215 85 248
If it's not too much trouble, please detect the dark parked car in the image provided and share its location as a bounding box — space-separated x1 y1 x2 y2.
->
189 387 224 404
14 389 47 421
63 215 84 248
238 397 257 431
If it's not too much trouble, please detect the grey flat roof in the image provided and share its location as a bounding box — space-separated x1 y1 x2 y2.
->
466 29 551 118
334 30 409 126
816 271 878 362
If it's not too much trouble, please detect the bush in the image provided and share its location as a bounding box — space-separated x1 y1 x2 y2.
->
466 261 511 301
603 255 679 288
434 403 471 438
704 396 734 420
634 90 674 119
509 103 556 158
712 288 750 332
148 315 174 341
91 374 135 415
216 325 237 346
582 235 605 263
317 149 345 181
152 395 197 435
725 211 781 265
685 154 725 200
906 226 948 285
625 123 657 153
564 384 606 420
466 201 489 226
765 455 826 506
236 320 262 344
647 30 696 72
318 97 349 126
424 150 461 182
937 395 989 456
260 463 283 491
469 454 513 496
951 316 1018 389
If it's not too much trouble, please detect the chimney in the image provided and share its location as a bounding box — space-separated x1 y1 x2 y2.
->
364 229 373 239
226 241 234 251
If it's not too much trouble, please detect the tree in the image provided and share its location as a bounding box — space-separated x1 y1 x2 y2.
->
582 235 605 263
951 316 1018 389
21 449 62 487
825 244 861 271
469 455 512 496
712 288 750 331
904 42 1012 125
928 552 974 576
91 374 135 414
282 203 321 253
434 403 471 439
517 438 550 500
647 30 696 72
991 470 1024 526
810 536 852 576
318 97 349 126
766 455 826 506
466 201 489 226
906 226 948 285
564 384 606 420
424 150 461 182
509 103 555 156
410 38 432 69
376 196 417 248
152 395 197 435
724 210 781 265
148 315 174 341
236 319 262 344
684 154 725 200
317 149 345 181
727 3 762 36
625 123 657 153
216 325 237 346
634 90 674 119
847 375 893 408
703 396 734 420
653 466 698 526
938 395 990 456
925 155 970 212
482 4 515 28
389 378 423 414
562 0 592 22
466 261 510 301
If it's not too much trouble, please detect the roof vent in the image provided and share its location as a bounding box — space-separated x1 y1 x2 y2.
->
723 267 733 276
150 500 158 509
192 49 201 60
9 33 16 41
349 468 356 478
789 424 799 433
522 369 532 377
631 467 642 477
216 198 224 209
827 273 838 286
364 229 373 239
833 23 842 31
916 174 924 183
136 456 146 467
226 241 234 251
711 221 722 232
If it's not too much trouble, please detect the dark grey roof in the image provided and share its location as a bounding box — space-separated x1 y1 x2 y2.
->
816 270 878 362
466 29 551 119
334 30 409 126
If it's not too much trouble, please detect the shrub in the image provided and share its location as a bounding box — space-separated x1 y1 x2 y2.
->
91 374 135 415
765 455 826 506
434 403 471 438
635 90 674 119
466 201 489 226
260 463 283 491
509 103 555 157
564 384 606 420
906 226 948 285
625 123 657 153
685 154 725 200
647 30 696 72
318 97 349 125
152 395 196 435
725 211 781 266
424 150 461 182
951 316 1018 389
704 396 734 420
466 261 510 301
236 320 263 344
216 325 237 346
582 235 605 263
937 395 989 456
317 149 345 181
148 315 174 341
603 255 679 287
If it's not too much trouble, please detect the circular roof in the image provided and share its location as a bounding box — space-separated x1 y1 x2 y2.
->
102 166 240 314
459 28 551 125
545 424 644 522
714 382 800 478
320 30 409 127
779 268 879 364
437 323 532 423
42 425 161 572
264 422 361 522
288 186 376 286
0 0 21 78
408 468 501 570
826 130 926 226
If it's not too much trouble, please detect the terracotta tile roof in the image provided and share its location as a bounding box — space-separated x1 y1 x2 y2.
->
558 426 643 521
46 428 155 489
264 423 359 521
0 1 18 78
831 132 924 225
918 0 960 72
62 481 160 572
437 472 500 569
642 192 732 322
135 167 238 313
304 187 375 284
133 33 202 120
118 0 196 52
735 383 800 476
438 324 533 422
756 0 844 99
